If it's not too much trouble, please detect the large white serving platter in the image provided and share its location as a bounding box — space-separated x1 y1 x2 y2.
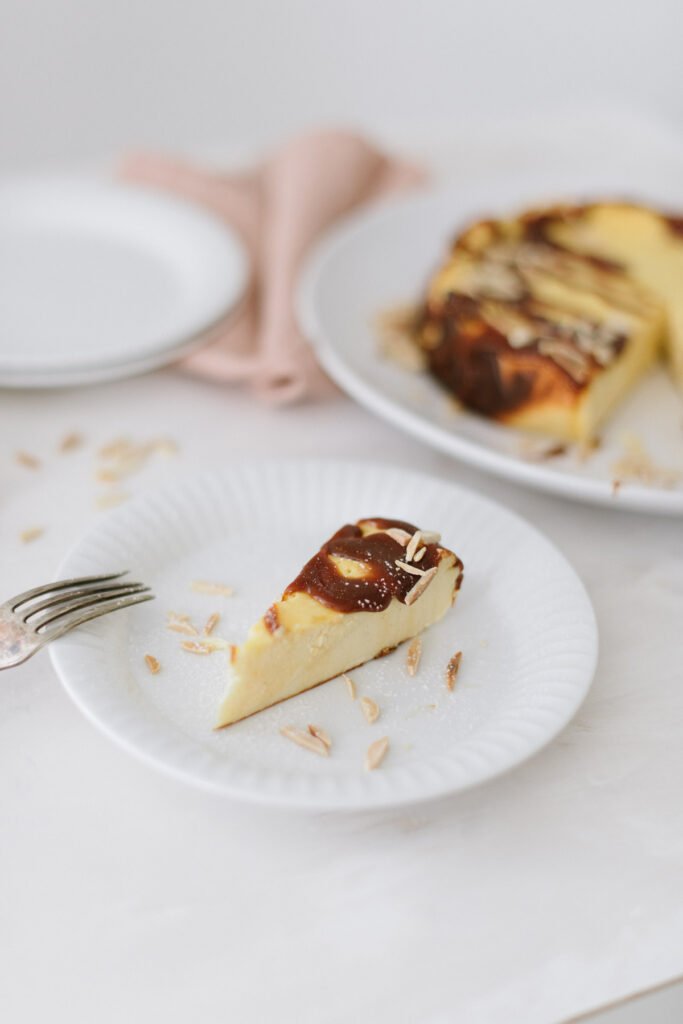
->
299 166 683 515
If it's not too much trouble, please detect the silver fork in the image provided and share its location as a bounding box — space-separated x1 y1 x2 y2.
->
0 572 154 669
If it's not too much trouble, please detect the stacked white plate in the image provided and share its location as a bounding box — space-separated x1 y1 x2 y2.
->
0 176 248 387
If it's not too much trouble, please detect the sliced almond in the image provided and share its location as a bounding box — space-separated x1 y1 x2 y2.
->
405 566 438 606
280 725 329 757
197 636 233 652
96 490 129 509
307 724 332 750
419 531 441 545
537 339 590 384
16 451 40 470
406 636 422 677
360 696 380 724
144 654 160 675
180 640 213 655
191 580 234 597
166 612 199 636
203 612 220 636
343 673 356 699
98 437 132 460
446 650 463 691
19 527 43 543
59 432 83 453
152 438 178 457
413 546 426 563
395 559 425 577
365 736 390 771
405 530 422 562
383 527 411 546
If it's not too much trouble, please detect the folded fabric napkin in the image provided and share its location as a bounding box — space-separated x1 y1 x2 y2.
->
121 130 423 403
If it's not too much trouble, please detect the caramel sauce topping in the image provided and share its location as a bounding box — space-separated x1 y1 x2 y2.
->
284 519 448 613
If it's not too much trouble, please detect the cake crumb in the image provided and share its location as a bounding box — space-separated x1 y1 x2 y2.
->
144 654 160 674
610 434 681 489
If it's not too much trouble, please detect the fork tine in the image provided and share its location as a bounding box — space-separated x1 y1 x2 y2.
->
32 585 151 632
40 592 155 642
10 572 129 611
22 581 147 622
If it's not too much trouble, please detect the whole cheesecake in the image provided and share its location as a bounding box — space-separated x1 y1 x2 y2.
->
414 201 683 441
216 518 464 727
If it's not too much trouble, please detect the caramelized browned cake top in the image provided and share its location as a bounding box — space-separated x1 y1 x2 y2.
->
285 518 462 613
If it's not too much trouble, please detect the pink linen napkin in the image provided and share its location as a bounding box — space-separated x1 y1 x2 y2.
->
121 130 424 403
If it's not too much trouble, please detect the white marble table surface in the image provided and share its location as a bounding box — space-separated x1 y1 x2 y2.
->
2 369 682 1024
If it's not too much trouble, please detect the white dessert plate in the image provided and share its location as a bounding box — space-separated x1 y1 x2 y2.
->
49 460 597 811
0 175 248 387
299 172 683 516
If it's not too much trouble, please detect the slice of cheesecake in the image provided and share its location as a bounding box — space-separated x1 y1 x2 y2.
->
216 518 464 727
415 210 665 442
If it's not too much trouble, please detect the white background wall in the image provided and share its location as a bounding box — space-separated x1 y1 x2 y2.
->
1 0 681 170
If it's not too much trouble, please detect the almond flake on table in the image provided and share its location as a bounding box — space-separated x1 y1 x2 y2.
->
96 490 129 509
96 436 178 480
446 650 463 691
144 654 161 674
360 696 380 724
152 438 179 457
280 725 329 757
365 736 390 771
59 432 84 453
15 451 41 470
190 580 234 597
19 527 44 544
